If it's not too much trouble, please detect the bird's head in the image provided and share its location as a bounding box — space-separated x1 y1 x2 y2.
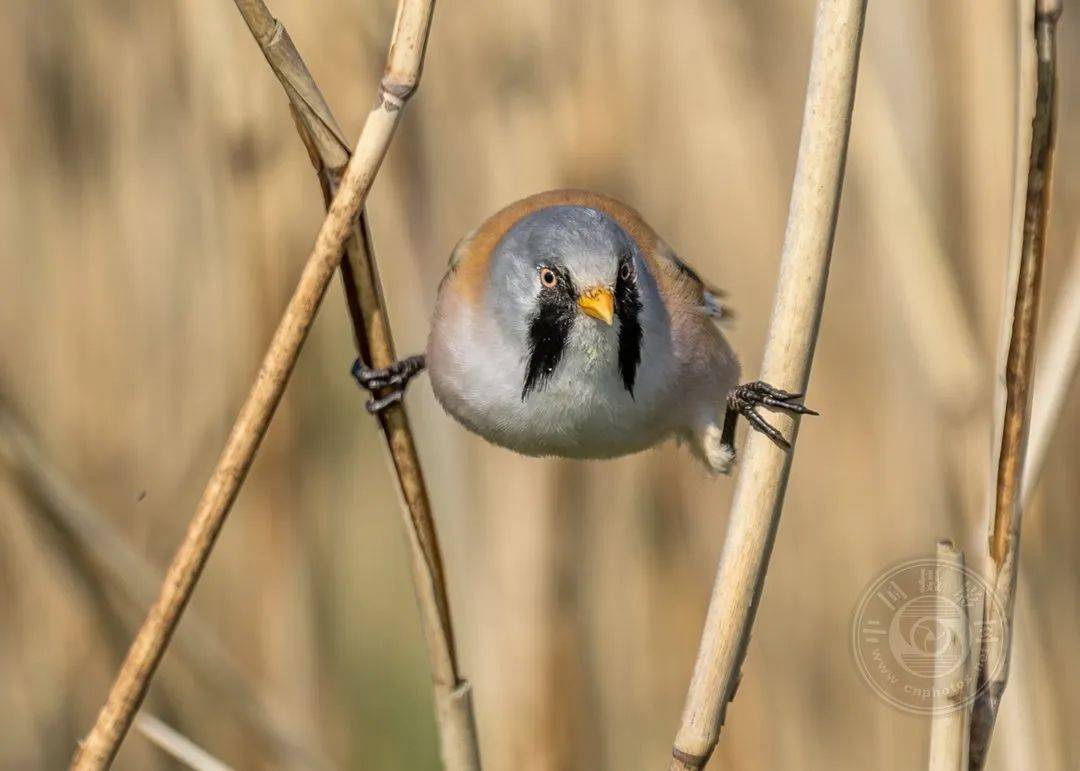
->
486 205 646 398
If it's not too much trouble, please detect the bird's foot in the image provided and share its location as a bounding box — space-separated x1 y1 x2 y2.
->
726 380 818 450
351 354 426 414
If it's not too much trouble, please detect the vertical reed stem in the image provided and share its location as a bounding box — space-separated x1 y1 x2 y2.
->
968 1 1060 767
669 2 867 768
928 541 972 771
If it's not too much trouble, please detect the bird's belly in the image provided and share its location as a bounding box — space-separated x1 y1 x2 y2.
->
431 357 676 460
513 393 671 459
458 395 672 459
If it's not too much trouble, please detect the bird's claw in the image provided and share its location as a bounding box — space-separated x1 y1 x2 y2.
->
351 354 426 415
728 380 818 450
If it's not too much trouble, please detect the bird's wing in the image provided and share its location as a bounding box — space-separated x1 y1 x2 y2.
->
647 238 733 326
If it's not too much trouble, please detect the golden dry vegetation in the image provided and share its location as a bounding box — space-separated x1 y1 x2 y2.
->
1 1 1078 769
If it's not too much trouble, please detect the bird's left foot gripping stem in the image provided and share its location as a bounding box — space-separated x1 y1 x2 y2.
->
351 354 427 415
722 380 818 452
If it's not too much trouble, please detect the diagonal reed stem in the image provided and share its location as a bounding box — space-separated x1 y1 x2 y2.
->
0 400 331 770
968 1 1060 768
70 2 437 767
669 2 867 768
135 714 235 771
231 2 480 768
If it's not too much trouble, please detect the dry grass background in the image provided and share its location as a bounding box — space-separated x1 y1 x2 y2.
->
1 1 1078 769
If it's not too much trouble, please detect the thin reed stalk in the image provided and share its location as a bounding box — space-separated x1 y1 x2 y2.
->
928 541 972 771
669 2 867 768
968 1 1060 768
230 2 480 768
0 400 330 770
135 714 234 771
70 3 437 767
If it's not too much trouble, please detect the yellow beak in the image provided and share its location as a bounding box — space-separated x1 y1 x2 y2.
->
577 287 615 325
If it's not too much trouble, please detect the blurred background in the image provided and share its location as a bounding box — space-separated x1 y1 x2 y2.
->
1 1 1078 769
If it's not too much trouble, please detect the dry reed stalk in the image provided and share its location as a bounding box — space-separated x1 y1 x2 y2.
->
928 541 972 771
70 2 437 767
230 3 480 768
668 2 867 768
0 401 330 770
967 1 1060 768
135 714 234 771
1021 236 1080 506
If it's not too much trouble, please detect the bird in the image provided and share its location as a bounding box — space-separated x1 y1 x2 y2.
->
352 189 815 474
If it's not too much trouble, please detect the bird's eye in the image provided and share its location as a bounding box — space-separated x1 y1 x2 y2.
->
539 268 559 288
619 262 633 281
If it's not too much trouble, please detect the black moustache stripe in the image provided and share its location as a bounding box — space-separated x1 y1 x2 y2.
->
522 271 576 399
521 257 642 400
616 253 643 396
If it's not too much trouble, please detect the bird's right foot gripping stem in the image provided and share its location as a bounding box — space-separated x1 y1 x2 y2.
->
722 380 818 453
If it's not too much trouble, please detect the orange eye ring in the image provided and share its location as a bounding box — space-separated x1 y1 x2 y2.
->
539 267 559 288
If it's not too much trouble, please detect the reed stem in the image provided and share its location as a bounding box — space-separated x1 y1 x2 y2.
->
669 1 867 767
70 3 437 767
0 401 330 769
928 541 972 771
968 1 1060 767
230 2 480 767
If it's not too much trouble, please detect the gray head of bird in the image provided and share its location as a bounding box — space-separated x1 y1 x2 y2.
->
485 205 659 397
